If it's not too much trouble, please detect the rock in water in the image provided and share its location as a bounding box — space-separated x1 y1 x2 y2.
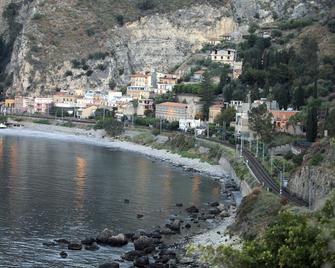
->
85 242 99 251
134 236 154 251
168 220 181 232
96 228 113 244
68 242 82 250
108 233 128 247
98 263 120 268
186 205 199 213
59 251 68 258
134 256 149 267
122 250 145 261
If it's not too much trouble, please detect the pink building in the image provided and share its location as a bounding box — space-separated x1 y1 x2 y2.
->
34 98 53 114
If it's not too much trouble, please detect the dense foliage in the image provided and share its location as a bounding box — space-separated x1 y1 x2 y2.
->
248 104 273 143
195 191 335 268
94 118 124 137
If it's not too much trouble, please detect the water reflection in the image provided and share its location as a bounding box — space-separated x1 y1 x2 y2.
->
74 156 87 209
0 137 3 168
0 135 223 267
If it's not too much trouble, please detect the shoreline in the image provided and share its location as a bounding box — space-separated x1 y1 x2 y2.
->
0 123 241 266
0 123 228 178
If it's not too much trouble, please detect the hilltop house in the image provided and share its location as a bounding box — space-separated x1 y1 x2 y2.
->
270 109 303 135
210 49 236 65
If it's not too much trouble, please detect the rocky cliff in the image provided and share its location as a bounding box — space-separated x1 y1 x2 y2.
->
288 138 335 209
0 0 332 96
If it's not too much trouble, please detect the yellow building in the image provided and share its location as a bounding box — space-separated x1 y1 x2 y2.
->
78 105 97 119
209 104 223 123
5 99 15 108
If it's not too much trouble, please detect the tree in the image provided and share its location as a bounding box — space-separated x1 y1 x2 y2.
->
199 72 215 120
306 106 318 142
248 104 273 143
215 107 236 127
293 86 305 109
94 118 124 137
325 108 335 137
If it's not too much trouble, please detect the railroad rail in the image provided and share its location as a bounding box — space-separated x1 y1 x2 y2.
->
199 137 308 207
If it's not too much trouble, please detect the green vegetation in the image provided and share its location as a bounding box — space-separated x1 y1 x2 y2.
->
248 104 273 143
278 18 313 30
33 119 50 125
94 118 124 137
173 83 201 95
199 72 215 120
0 115 8 123
189 190 335 268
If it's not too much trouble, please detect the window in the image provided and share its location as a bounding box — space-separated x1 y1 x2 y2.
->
228 51 231 55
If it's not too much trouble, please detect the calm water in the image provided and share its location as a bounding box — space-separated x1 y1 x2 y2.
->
0 134 222 267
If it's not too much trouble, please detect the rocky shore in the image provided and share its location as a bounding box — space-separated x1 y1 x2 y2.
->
41 179 239 268
1 124 241 267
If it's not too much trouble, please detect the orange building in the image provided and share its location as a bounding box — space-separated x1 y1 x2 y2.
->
270 110 299 131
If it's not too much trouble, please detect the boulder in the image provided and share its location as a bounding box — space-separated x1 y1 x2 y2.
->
134 236 154 251
137 214 144 219
159 228 177 235
209 207 221 215
108 233 128 247
98 263 120 268
185 223 191 229
210 201 219 207
43 241 57 247
122 250 145 261
219 211 230 218
85 242 99 251
168 220 181 232
176 203 183 207
96 228 113 244
68 243 82 250
55 239 70 244
81 237 96 245
134 256 149 267
59 251 68 258
217 203 225 211
186 205 199 213
179 257 194 265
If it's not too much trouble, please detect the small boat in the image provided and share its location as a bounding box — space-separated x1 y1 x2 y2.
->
0 123 7 129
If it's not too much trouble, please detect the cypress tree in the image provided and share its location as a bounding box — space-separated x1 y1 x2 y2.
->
306 106 318 142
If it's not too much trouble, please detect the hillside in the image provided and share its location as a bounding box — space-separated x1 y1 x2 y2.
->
0 0 333 96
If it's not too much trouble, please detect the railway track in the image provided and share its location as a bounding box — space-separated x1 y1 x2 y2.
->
199 137 308 207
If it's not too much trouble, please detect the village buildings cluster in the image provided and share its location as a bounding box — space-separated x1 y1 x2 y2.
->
0 31 301 139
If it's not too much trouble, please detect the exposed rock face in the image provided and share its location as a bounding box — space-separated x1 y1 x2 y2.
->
289 165 335 209
288 140 335 209
0 0 329 96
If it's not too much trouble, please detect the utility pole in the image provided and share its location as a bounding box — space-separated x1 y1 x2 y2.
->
160 118 162 133
240 135 243 157
270 150 273 174
249 138 252 151
103 107 106 121
256 138 259 158
207 121 209 139
279 171 283 196
262 143 265 163
61 107 64 122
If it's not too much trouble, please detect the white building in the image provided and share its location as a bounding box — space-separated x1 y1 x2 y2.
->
179 119 201 132
210 49 236 65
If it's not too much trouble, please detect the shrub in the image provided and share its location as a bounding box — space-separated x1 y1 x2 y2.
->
71 59 81 68
310 154 324 166
33 119 50 125
94 118 124 137
278 19 313 30
85 27 95 37
271 29 282 37
137 0 155 10
64 70 73 77
115 14 124 26
152 128 160 136
32 13 43 20
88 52 108 60
86 70 93 76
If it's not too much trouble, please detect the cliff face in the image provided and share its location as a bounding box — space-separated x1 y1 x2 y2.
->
0 0 330 96
288 139 335 209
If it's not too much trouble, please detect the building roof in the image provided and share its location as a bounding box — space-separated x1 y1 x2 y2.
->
157 102 188 108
